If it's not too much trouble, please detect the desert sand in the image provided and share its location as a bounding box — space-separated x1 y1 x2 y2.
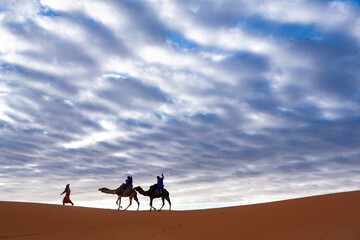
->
1 191 359 240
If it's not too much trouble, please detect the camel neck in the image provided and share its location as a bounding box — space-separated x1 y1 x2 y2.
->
137 187 151 196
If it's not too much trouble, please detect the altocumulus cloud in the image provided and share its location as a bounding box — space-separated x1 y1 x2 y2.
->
0 0 359 210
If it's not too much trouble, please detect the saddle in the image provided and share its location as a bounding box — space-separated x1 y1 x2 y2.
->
150 184 163 196
116 184 133 195
155 188 163 196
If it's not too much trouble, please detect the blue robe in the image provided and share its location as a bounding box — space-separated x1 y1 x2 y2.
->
157 177 164 189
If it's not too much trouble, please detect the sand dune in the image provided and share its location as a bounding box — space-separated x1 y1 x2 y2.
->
1 191 359 240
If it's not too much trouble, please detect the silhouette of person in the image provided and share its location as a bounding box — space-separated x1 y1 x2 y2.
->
60 184 74 206
122 176 133 194
156 173 164 195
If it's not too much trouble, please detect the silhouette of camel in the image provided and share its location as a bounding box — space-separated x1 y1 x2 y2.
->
134 185 171 211
98 184 139 210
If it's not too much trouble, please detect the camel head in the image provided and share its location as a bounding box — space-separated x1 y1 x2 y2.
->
134 186 146 193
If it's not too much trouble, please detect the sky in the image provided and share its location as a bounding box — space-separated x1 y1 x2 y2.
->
0 0 359 210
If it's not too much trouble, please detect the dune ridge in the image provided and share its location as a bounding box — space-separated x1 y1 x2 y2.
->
1 191 359 240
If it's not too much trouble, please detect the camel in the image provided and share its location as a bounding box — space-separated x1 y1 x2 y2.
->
98 184 140 210
134 185 171 211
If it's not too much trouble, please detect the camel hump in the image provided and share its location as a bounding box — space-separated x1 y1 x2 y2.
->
117 185 134 195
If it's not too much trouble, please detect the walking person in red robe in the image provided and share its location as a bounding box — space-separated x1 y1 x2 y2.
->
61 184 74 206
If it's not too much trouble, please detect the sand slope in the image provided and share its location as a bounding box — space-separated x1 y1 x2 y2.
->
1 191 359 240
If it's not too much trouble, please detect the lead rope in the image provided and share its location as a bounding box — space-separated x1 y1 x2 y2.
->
70 190 97 195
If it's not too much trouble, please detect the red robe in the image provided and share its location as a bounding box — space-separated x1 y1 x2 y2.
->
61 188 72 204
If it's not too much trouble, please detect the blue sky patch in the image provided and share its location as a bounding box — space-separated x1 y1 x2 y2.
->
167 32 197 49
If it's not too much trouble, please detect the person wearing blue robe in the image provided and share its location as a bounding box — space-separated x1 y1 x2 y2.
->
122 176 133 193
156 173 164 195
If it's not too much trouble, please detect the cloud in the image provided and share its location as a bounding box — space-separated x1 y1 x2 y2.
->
97 75 172 110
0 0 359 210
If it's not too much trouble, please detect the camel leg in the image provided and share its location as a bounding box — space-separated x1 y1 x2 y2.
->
117 196 122 210
166 196 171 211
124 196 132 211
149 198 156 211
134 194 140 211
158 197 165 211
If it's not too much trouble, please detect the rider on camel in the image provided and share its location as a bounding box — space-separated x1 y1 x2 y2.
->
122 176 133 194
156 173 164 195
